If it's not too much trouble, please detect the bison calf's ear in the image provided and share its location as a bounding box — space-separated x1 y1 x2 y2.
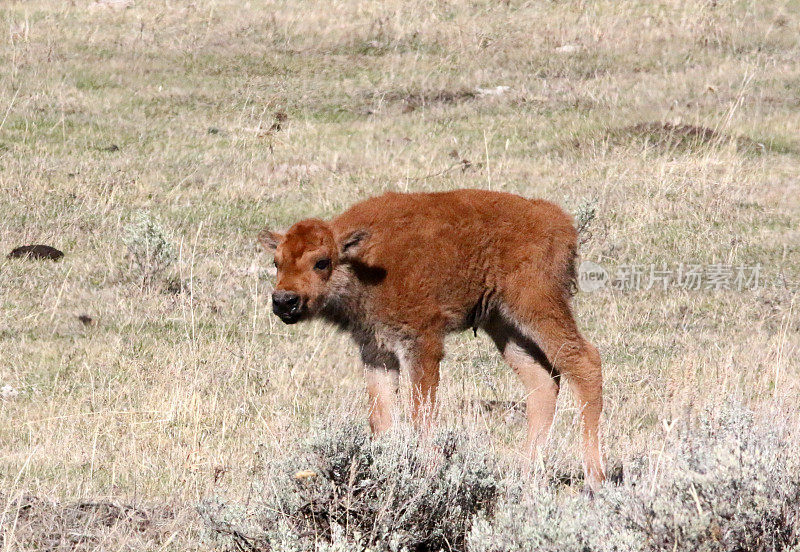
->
339 229 369 259
257 227 283 252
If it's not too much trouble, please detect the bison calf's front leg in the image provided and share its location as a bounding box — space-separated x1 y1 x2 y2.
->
364 367 399 434
361 342 400 434
404 338 444 430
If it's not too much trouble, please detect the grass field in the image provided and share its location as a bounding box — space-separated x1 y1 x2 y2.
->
1 0 799 549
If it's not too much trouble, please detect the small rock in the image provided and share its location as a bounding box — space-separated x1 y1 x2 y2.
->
475 85 510 96
555 44 580 54
89 0 134 10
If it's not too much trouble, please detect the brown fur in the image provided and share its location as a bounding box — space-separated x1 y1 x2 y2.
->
260 189 605 488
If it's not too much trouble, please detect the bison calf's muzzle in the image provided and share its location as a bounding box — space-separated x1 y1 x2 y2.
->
272 290 303 324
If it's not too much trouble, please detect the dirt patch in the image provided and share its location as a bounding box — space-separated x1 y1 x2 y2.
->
612 122 769 153
76 314 96 326
364 88 478 113
566 121 781 155
1 495 185 551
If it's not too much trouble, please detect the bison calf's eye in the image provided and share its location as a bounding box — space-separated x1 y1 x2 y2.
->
314 258 331 271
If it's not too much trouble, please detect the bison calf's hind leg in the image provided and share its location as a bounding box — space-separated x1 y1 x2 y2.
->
566 341 604 488
503 342 560 462
485 316 560 469
495 288 606 489
528 316 605 489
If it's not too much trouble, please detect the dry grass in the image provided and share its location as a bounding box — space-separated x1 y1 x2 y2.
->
0 0 798 549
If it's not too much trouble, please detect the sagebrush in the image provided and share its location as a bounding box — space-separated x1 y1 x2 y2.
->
200 423 501 551
469 408 800 552
202 408 800 552
122 210 176 288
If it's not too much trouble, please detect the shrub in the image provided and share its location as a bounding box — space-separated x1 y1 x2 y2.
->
122 211 176 287
200 423 502 552
607 409 800 552
574 197 598 238
201 408 799 552
468 407 800 552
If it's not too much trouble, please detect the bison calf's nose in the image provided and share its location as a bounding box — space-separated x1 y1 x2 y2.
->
272 290 301 322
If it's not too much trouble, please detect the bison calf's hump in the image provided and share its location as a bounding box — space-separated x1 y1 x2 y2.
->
259 188 605 489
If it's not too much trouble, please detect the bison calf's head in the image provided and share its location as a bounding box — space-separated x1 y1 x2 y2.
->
258 219 368 324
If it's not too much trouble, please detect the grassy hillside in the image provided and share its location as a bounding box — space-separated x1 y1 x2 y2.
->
1 0 798 549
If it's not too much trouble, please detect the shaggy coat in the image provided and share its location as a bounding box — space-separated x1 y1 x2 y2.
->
260 189 605 487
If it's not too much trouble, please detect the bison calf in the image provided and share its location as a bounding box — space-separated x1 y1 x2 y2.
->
259 189 605 487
